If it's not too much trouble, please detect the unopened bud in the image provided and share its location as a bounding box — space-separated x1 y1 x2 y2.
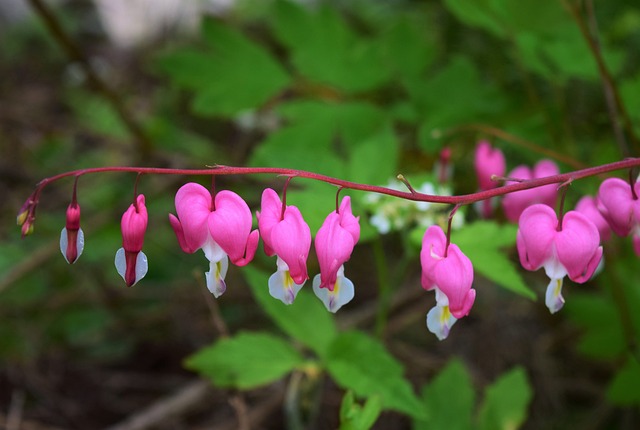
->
60 202 84 264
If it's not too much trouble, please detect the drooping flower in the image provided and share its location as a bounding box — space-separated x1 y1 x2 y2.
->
517 204 602 313
597 177 640 251
169 183 259 297
257 188 311 305
60 201 84 264
420 225 475 340
115 194 148 287
312 196 360 313
474 141 506 218
502 160 559 222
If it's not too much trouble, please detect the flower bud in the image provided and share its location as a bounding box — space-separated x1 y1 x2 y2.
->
60 202 84 264
115 194 148 286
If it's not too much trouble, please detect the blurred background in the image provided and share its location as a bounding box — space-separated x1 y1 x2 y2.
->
1 0 640 429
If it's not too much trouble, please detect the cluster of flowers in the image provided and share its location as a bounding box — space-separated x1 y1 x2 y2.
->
33 143 639 341
475 141 639 319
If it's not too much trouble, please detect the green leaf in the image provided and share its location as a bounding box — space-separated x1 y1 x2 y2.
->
270 1 390 93
379 15 434 79
185 331 303 389
244 266 337 357
156 19 290 116
339 391 382 430
607 356 640 406
408 57 505 150
564 294 626 360
414 359 475 430
453 221 536 300
478 367 532 430
348 127 398 184
325 331 425 418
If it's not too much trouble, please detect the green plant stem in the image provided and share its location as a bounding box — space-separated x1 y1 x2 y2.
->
565 0 639 156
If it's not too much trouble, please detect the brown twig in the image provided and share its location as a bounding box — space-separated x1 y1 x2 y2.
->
26 0 153 161
446 123 588 169
564 0 639 156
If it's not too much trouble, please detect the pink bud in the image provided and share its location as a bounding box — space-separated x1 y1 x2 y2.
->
258 188 311 285
60 202 84 264
115 194 148 287
314 197 360 291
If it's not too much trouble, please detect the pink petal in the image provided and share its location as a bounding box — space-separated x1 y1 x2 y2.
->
502 161 559 222
597 178 638 237
257 188 282 257
474 141 505 191
208 190 256 265
174 183 213 251
575 196 611 242
315 213 355 289
516 204 557 271
420 225 447 291
169 214 197 253
555 211 602 283
338 197 361 243
270 206 311 284
431 244 475 318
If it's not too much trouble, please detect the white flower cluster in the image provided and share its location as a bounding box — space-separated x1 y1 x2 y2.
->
362 178 464 234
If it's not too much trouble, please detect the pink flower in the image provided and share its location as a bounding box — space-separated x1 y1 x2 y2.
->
169 183 259 297
475 141 505 191
257 188 311 304
60 201 84 264
517 204 602 313
115 194 148 287
474 141 506 218
502 160 559 222
420 226 475 340
597 178 640 237
575 196 611 242
312 196 360 313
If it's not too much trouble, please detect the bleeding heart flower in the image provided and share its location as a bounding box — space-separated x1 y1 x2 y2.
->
257 188 311 305
312 196 360 313
474 141 506 218
115 194 148 287
421 225 475 340
517 204 602 313
169 183 259 297
502 160 559 222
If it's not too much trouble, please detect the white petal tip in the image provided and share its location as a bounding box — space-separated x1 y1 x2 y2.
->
312 272 354 313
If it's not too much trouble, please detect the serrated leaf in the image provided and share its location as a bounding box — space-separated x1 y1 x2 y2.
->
270 0 390 93
156 19 290 116
244 266 337 357
326 331 425 418
478 367 532 430
607 356 640 406
185 331 303 389
453 221 536 300
414 358 475 430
